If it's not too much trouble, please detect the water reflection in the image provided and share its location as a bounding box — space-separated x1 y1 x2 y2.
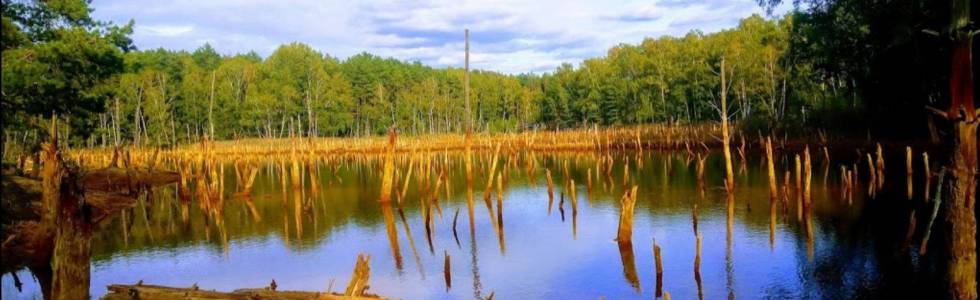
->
617 240 640 293
0 151 950 299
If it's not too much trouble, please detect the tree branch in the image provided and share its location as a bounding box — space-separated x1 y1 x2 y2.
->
925 105 948 120
921 29 940 36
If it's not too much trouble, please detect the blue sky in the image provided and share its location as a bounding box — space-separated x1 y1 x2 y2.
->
91 0 791 74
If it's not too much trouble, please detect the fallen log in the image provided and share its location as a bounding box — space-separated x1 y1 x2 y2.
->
77 167 179 194
101 283 384 300
101 253 385 299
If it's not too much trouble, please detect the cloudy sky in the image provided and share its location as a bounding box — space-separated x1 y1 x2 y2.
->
91 0 791 74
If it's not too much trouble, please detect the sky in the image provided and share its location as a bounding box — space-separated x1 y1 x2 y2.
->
91 0 792 74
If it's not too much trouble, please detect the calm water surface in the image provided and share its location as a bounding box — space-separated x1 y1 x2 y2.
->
2 151 945 299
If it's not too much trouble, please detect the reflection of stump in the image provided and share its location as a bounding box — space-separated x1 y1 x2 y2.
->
617 241 640 292
694 233 703 300
443 251 452 292
51 191 92 300
545 170 555 214
654 241 663 297
380 202 402 271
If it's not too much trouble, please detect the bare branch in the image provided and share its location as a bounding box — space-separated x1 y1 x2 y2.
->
925 105 948 120
706 61 719 76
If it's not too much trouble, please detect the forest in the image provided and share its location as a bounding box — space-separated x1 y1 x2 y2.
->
5 0 975 151
6 3 873 150
4 1 976 151
1 0 977 299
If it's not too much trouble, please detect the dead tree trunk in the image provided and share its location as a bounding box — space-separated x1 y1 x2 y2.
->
208 71 216 139
720 58 735 194
40 119 92 299
464 29 474 184
50 187 92 300
929 0 979 298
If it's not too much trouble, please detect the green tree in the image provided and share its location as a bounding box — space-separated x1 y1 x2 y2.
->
2 0 132 152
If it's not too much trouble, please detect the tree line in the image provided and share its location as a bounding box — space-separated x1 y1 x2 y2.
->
4 0 865 150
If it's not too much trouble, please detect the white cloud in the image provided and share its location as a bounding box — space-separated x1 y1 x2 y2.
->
139 24 193 37
91 0 792 74
363 34 428 47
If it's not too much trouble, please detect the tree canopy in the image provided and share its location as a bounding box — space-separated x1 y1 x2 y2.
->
2 0 133 144
9 0 960 148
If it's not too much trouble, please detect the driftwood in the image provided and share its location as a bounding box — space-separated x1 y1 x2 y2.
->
102 253 384 299
101 283 383 300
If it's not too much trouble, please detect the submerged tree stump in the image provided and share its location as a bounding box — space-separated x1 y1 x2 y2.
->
616 186 638 243
379 129 397 203
2 119 180 299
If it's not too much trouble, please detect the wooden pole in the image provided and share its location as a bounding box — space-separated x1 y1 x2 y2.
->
464 29 473 184
464 29 471 134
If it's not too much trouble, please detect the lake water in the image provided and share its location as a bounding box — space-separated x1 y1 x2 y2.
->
1 150 947 299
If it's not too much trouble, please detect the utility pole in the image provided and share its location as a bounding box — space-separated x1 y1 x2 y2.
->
464 29 474 184
464 29 472 133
